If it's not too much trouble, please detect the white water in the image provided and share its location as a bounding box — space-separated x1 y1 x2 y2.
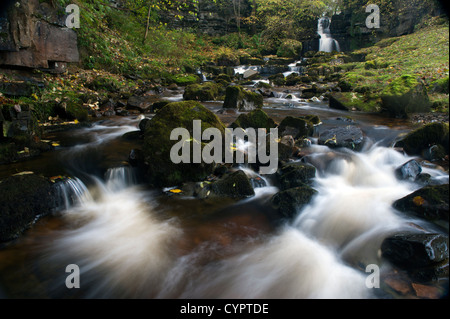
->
318 17 340 53
283 61 303 78
33 120 449 299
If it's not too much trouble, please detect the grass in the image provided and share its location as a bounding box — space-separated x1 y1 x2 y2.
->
333 17 449 113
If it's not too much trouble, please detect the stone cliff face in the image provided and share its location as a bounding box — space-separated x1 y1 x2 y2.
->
302 0 446 53
0 0 79 72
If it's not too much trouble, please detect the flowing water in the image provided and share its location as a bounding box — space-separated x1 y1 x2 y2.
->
0 97 448 299
318 17 340 53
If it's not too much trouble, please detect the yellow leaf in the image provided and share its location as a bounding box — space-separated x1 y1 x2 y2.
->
169 189 182 193
413 196 425 206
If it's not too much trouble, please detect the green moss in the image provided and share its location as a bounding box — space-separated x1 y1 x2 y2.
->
183 82 221 101
143 101 225 187
382 75 419 96
431 77 449 94
276 39 303 58
395 122 449 155
171 74 200 86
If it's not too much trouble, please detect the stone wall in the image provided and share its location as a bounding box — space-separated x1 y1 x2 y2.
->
0 0 79 72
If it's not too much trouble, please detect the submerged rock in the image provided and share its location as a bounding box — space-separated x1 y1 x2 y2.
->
223 86 263 111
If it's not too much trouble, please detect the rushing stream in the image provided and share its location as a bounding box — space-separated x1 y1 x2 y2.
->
0 96 448 299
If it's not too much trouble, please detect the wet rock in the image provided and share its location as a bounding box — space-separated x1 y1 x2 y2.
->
393 184 449 228
278 116 314 139
208 170 255 199
270 186 317 219
229 109 276 131
0 173 58 242
318 125 365 151
380 75 432 118
127 96 152 113
394 122 449 157
143 101 225 187
394 159 422 181
151 101 170 113
223 86 263 111
138 118 151 132
128 148 145 168
183 82 220 101
277 162 316 191
381 232 449 282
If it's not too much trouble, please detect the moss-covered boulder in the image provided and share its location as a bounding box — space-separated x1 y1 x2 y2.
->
171 74 200 86
277 162 316 191
151 101 170 113
271 186 318 219
380 75 432 118
328 92 381 112
229 109 276 131
143 101 225 187
285 73 302 86
183 82 220 101
431 77 449 94
0 173 58 242
394 122 449 157
223 86 263 111
277 116 314 139
276 39 303 58
393 184 449 229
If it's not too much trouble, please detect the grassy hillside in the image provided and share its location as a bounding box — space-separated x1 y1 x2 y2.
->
334 17 449 112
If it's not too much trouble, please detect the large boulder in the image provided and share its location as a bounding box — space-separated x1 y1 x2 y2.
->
229 109 276 131
393 184 449 228
318 125 365 151
0 173 58 242
381 232 449 282
394 122 449 157
223 86 263 111
143 101 225 187
270 186 318 219
380 75 432 118
183 82 220 101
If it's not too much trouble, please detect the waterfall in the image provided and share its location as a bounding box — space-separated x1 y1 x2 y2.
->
283 61 304 78
317 17 340 53
55 177 92 210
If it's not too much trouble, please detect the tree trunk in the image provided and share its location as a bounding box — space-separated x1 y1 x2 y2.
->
143 3 152 44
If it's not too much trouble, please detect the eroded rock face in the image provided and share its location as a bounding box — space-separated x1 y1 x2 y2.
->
0 0 79 71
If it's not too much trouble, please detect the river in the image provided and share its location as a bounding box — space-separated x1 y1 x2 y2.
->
0 95 448 299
